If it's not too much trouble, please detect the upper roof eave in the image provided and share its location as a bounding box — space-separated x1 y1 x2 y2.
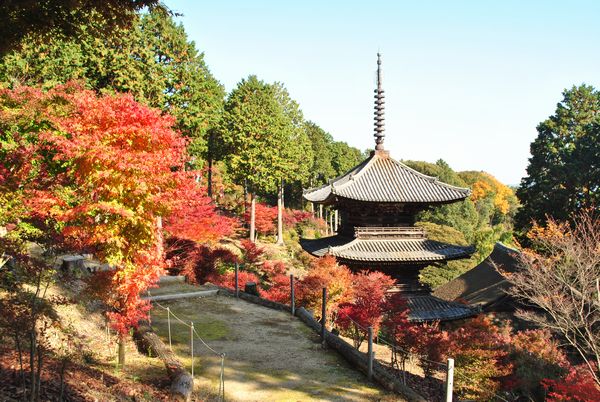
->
303 151 471 204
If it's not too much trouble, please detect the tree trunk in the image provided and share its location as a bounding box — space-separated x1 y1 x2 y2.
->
243 179 248 215
207 131 214 198
207 157 213 198
250 193 256 242
118 336 126 369
15 331 25 397
276 180 284 245
133 321 193 402
29 328 36 402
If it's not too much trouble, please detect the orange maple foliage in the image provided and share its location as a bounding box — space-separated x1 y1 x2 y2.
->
298 255 353 322
467 171 515 214
1 84 233 339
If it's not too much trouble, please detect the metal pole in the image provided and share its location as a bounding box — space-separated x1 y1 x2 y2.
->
190 322 194 377
290 274 295 316
167 307 172 350
367 326 374 380
234 262 239 298
321 287 327 347
445 358 454 402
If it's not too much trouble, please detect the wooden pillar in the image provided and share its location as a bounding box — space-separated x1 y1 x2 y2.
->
334 210 338 233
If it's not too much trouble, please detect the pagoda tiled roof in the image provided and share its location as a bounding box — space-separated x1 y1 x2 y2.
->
405 294 477 322
300 235 475 263
303 150 471 204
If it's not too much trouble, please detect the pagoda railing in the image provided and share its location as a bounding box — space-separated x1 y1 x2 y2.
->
354 226 426 239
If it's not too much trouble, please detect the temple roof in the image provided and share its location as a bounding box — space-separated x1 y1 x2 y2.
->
303 150 471 204
406 294 477 322
433 243 520 310
300 235 475 263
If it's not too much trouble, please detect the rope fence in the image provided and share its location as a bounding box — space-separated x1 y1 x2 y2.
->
148 291 226 402
140 274 511 402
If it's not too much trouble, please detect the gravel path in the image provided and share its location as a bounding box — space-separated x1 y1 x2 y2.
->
150 294 398 402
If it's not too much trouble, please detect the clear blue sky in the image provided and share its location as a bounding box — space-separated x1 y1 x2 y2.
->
165 0 600 185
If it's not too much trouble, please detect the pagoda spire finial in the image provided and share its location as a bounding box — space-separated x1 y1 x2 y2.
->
374 53 385 151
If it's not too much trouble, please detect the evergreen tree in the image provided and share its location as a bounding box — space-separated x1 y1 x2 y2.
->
515 85 600 237
330 140 364 176
218 76 312 241
0 10 224 166
0 0 161 55
304 121 335 185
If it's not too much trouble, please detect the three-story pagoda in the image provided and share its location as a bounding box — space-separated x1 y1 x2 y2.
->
301 54 477 321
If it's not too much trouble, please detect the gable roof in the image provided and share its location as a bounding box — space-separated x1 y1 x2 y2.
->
303 150 471 204
432 243 521 308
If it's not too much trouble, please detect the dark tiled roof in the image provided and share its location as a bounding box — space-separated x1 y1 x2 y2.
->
303 150 471 204
300 235 474 263
432 243 521 308
406 294 477 322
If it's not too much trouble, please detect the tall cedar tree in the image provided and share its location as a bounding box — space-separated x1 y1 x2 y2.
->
515 85 600 238
218 76 312 242
304 121 336 185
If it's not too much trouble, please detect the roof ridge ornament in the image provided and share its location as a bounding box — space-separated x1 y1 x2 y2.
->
374 53 385 151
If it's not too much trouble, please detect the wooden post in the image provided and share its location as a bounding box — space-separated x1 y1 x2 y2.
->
321 287 327 347
319 204 323 220
367 326 374 380
290 274 295 316
249 193 256 242
234 262 239 298
334 210 338 232
329 211 334 234
445 358 454 402
190 322 194 377
167 307 172 350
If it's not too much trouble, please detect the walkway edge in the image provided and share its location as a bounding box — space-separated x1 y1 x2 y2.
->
143 290 218 301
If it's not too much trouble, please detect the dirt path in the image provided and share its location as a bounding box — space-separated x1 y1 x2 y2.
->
150 294 398 402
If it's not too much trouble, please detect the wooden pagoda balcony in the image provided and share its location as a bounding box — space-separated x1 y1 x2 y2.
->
354 226 426 239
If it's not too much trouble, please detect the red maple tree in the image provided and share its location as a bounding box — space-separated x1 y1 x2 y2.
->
543 364 600 402
244 202 277 236
336 270 395 348
1 84 233 367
